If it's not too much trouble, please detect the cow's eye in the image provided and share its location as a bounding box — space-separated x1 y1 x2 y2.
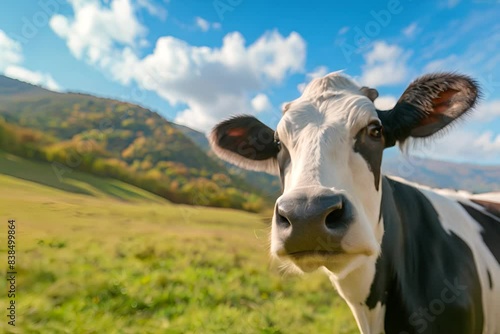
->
368 123 383 140
275 139 282 151
274 133 281 151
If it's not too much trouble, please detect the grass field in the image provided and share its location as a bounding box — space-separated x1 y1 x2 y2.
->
0 152 357 333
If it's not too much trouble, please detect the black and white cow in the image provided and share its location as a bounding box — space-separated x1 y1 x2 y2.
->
209 72 500 334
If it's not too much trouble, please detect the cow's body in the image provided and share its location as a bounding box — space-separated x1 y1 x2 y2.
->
209 71 500 333
330 176 500 333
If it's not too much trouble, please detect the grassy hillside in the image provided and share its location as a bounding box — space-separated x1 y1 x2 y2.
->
0 161 356 334
0 151 166 202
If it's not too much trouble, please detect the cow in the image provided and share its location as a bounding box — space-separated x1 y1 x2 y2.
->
208 71 500 334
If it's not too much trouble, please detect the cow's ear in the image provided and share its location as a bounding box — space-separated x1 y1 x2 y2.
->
360 86 379 102
377 73 480 147
208 115 279 174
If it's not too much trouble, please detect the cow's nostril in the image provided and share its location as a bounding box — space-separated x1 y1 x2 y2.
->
276 212 291 227
325 205 345 229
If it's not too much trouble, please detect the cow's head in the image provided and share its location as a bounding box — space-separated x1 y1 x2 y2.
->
209 72 479 278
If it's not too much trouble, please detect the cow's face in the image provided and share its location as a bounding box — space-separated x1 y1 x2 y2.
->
210 72 478 278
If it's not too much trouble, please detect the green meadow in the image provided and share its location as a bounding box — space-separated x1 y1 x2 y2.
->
0 152 356 333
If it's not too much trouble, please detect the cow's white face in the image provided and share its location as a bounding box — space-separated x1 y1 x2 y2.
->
210 71 478 279
270 74 384 276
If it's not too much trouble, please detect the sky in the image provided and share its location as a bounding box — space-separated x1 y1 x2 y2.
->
0 0 499 164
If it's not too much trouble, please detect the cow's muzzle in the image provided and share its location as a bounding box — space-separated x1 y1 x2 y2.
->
274 187 354 258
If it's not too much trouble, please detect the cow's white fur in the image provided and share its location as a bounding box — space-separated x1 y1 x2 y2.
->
271 72 383 268
323 258 385 334
268 72 387 331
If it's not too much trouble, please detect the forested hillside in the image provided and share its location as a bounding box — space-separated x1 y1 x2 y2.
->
0 75 278 211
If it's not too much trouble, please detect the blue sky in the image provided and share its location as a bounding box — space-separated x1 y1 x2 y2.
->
0 0 499 164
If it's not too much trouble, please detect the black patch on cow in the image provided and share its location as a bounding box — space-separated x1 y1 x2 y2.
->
377 103 423 147
459 202 500 264
212 115 279 160
366 177 484 334
353 127 384 190
487 270 493 290
377 102 454 146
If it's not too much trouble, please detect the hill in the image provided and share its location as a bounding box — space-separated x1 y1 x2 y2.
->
0 74 53 96
0 75 273 211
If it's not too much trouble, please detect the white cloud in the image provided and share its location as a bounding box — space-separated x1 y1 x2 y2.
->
338 26 349 35
195 17 220 32
402 22 418 37
474 132 500 153
50 0 146 67
0 29 61 91
445 0 460 8
132 30 304 95
0 30 22 71
137 0 167 20
248 31 305 82
4 65 61 91
251 93 272 112
159 31 305 131
423 54 459 73
421 130 500 165
50 1 306 132
297 66 329 93
374 95 397 110
174 94 250 131
470 100 500 123
359 41 412 87
195 17 210 32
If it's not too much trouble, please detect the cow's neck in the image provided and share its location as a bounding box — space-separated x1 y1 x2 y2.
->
324 176 405 334
324 255 386 334
321 177 395 334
